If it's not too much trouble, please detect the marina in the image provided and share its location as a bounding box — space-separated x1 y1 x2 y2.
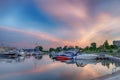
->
0 0 120 80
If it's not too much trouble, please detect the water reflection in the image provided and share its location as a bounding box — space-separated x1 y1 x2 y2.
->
76 60 98 67
53 58 120 68
33 55 43 60
0 55 120 80
1 54 120 68
0 56 25 63
0 55 43 63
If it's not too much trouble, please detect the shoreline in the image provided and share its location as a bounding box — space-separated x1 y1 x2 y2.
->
93 70 120 80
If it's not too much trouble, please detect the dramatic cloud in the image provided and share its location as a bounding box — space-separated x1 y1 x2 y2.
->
0 0 120 48
0 26 77 48
35 0 120 47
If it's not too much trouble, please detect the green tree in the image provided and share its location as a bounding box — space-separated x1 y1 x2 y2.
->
68 46 74 50
49 48 55 52
35 46 43 51
103 40 110 49
118 49 120 53
75 46 80 49
63 46 68 51
110 49 113 53
91 42 97 49
56 47 62 52
83 46 89 51
110 45 118 49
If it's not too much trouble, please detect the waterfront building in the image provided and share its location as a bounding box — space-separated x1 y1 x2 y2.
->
0 46 8 52
0 46 16 53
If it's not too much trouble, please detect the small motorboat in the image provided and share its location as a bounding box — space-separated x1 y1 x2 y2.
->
74 53 98 60
18 49 25 56
53 56 72 60
53 51 75 60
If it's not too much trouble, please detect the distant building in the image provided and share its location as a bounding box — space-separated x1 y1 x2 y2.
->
0 46 7 52
113 40 120 48
0 46 16 53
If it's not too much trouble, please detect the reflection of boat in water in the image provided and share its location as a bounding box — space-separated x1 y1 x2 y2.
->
57 59 75 64
15 56 25 62
0 56 15 63
0 56 25 63
54 58 100 67
75 60 98 67
34 55 43 60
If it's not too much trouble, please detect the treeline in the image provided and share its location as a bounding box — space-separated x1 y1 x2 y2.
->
49 46 81 52
35 40 120 54
35 45 81 52
83 40 119 53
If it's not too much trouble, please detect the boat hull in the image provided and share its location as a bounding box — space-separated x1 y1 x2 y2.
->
53 56 72 60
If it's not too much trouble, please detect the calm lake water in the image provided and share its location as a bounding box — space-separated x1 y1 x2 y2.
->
0 55 120 80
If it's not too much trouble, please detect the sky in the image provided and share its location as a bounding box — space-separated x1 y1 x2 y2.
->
0 0 120 49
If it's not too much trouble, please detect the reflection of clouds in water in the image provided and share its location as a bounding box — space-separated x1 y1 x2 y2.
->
59 70 77 80
0 62 60 79
0 55 120 80
0 56 25 63
56 59 118 80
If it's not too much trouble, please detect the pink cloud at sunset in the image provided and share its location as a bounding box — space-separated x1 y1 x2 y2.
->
0 0 120 48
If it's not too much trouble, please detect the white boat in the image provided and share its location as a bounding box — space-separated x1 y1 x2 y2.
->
18 50 25 56
74 53 98 60
0 50 18 57
66 49 77 55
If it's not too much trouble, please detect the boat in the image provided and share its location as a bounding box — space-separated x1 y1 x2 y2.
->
74 53 98 60
17 49 25 56
53 56 72 60
53 51 75 60
0 50 18 57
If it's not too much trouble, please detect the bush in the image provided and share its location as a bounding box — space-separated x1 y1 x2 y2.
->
118 49 120 53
